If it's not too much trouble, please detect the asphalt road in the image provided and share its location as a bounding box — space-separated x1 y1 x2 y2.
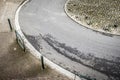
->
19 0 120 80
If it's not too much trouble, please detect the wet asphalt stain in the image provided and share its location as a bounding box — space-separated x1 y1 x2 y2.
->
24 34 42 52
43 34 120 80
23 33 120 80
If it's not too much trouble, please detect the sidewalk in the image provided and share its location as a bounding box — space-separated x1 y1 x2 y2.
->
0 0 71 80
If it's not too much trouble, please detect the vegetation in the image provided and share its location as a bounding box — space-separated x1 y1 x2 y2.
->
65 0 120 34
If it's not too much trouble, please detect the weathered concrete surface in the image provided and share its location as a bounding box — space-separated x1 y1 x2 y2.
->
0 0 22 32
19 0 120 80
0 33 71 80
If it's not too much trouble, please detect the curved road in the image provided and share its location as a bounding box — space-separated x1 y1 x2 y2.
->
19 0 120 80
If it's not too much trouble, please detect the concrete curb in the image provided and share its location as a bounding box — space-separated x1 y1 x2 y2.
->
14 0 81 80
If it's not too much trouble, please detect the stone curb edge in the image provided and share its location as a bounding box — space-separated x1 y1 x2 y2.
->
14 0 81 80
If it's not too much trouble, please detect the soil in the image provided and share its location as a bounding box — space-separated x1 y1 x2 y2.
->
65 0 120 35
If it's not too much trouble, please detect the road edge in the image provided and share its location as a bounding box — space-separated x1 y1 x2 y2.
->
14 0 81 80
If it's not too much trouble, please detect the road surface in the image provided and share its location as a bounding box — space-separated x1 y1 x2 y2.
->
19 0 120 80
